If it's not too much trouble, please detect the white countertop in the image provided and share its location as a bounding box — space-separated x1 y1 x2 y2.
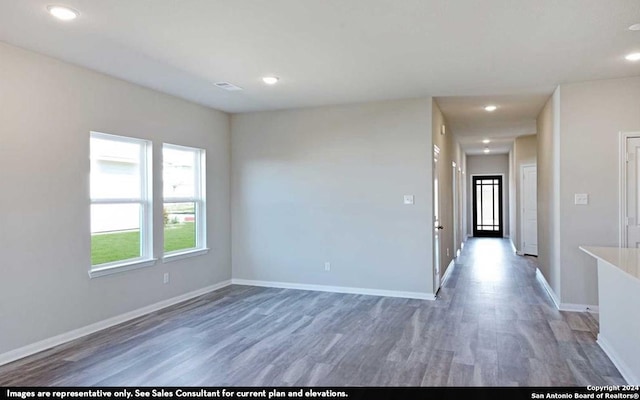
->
580 246 640 282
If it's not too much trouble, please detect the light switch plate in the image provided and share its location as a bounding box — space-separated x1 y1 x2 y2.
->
404 195 414 205
574 193 589 205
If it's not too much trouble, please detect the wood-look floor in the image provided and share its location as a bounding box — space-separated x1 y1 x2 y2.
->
0 238 624 386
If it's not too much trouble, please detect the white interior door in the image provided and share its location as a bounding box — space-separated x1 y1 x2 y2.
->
452 163 458 255
521 165 538 256
433 146 441 292
457 168 463 253
626 137 640 247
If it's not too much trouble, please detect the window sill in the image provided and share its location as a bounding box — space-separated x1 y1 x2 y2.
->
162 248 209 263
89 258 157 279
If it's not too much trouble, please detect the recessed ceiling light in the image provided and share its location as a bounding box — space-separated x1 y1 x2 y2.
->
262 76 279 85
629 23 640 31
47 5 79 21
482 139 491 144
484 105 497 112
625 53 640 61
483 148 490 154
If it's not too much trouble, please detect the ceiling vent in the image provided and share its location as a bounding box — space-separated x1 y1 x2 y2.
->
214 82 243 91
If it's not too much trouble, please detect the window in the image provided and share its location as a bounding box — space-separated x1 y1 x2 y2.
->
90 132 153 276
163 143 206 259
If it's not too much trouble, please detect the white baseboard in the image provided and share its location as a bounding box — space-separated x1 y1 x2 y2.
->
559 303 599 313
536 268 561 310
231 279 436 300
535 269 599 313
0 279 232 367
509 239 517 253
441 259 456 288
598 334 636 384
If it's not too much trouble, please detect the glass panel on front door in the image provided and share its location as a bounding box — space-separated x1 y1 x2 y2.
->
472 176 503 237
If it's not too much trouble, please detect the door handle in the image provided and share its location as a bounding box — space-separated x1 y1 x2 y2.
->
436 226 444 230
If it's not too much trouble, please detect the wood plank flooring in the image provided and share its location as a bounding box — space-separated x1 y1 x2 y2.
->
0 238 624 386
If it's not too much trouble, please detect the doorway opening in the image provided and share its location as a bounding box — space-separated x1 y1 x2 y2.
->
472 175 503 237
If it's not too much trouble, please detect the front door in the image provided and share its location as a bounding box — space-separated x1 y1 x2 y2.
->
472 175 503 237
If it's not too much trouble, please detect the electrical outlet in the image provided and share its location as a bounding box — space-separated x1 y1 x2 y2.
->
324 262 331 272
446 248 450 257
163 272 170 284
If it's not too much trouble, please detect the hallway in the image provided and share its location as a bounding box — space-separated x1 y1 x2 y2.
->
440 238 622 385
0 239 624 386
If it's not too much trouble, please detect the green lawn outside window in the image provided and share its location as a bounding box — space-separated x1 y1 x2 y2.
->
91 222 196 265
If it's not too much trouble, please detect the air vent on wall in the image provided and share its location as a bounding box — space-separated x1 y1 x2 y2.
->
214 82 243 91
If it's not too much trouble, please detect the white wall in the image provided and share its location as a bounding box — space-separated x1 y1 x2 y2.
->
0 42 231 355
536 88 562 301
538 77 640 307
513 134 537 252
231 98 435 295
466 154 510 237
558 76 640 305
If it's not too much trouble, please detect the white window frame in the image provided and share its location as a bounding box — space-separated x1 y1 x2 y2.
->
162 143 207 262
89 132 155 278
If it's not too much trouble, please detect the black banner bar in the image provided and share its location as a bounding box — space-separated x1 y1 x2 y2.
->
1 386 639 400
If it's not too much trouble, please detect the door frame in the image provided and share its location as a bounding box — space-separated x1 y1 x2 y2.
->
619 131 640 247
520 163 537 255
471 173 505 238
